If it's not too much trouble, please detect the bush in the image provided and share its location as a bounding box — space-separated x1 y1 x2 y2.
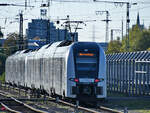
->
147 48 150 51
0 72 5 83
0 52 7 75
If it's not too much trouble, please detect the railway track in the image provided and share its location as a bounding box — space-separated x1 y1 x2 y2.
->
0 91 48 113
0 83 123 113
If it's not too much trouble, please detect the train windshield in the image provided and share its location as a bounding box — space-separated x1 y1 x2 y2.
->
75 53 98 78
73 42 99 78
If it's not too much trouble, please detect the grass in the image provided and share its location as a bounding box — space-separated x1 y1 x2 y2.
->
104 91 150 113
107 91 129 97
107 99 150 109
138 110 150 113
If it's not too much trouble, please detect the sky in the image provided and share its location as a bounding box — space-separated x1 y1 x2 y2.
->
0 0 150 42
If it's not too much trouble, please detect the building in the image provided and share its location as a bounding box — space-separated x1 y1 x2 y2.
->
132 12 144 30
27 19 49 41
26 19 78 49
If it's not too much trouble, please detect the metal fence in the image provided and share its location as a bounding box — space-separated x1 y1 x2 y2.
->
106 51 150 96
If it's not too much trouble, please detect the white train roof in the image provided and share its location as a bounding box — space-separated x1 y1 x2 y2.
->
7 41 104 60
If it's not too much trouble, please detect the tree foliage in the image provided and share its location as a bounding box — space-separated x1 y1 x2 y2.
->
3 33 18 55
0 32 19 76
107 25 150 54
129 25 143 51
136 30 150 51
106 40 122 54
147 48 150 51
0 72 5 83
0 53 7 75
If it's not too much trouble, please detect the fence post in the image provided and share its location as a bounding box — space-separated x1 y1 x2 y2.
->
139 62 142 95
113 60 116 92
147 62 150 95
143 62 146 95
119 60 122 93
128 60 131 96
110 61 113 92
116 60 119 92
131 60 135 96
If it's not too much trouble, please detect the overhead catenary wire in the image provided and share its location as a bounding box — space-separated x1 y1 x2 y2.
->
0 0 150 41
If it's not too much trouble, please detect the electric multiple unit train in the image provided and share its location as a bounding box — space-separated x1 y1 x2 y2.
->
5 41 106 101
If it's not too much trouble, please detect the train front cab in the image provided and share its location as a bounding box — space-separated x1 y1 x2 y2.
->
70 42 106 102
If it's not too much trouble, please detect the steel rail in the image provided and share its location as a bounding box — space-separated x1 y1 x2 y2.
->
0 91 48 113
0 83 123 113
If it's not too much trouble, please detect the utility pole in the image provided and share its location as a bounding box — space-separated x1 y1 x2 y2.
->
62 15 86 42
122 18 123 41
111 29 113 41
110 29 121 41
0 3 33 50
126 3 130 51
96 10 111 43
25 0 27 10
18 11 24 50
92 24 95 42
94 0 137 51
47 0 51 17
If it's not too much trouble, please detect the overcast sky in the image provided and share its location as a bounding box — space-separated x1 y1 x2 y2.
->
0 0 150 42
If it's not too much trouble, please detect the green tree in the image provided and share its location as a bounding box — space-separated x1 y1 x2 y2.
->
136 29 150 51
0 72 5 83
147 48 150 51
0 53 7 75
3 32 18 55
106 40 122 54
121 25 143 52
120 25 150 52
129 25 143 51
107 25 150 54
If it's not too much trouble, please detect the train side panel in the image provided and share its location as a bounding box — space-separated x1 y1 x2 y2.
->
66 47 76 98
97 45 107 98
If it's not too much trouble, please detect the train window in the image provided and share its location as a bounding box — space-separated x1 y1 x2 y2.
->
57 40 73 47
76 57 96 63
23 49 32 53
45 43 53 49
75 57 98 78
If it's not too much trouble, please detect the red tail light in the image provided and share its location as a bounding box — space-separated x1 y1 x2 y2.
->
69 78 79 82
94 79 100 83
94 78 104 83
1 106 6 111
74 78 79 82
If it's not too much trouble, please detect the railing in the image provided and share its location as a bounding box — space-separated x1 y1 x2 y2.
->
106 51 150 96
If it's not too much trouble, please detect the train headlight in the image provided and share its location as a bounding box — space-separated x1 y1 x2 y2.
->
94 78 104 83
